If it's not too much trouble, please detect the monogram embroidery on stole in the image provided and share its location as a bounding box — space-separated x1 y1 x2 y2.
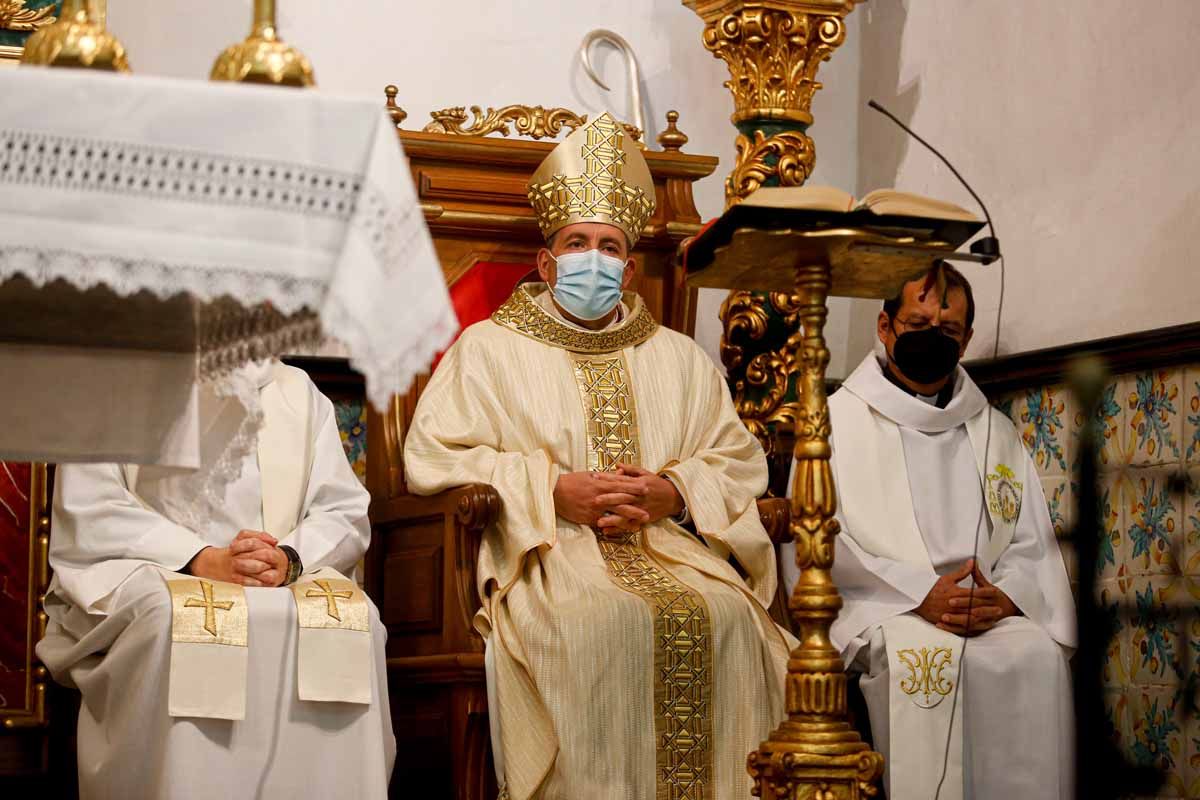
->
569 351 714 800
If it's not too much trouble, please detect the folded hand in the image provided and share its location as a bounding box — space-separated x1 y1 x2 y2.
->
186 530 288 588
916 559 1019 637
553 465 683 536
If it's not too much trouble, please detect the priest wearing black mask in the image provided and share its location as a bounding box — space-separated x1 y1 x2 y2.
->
782 263 1077 800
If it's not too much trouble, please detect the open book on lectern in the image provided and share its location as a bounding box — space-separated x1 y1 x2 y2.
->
684 184 985 269
740 185 980 223
681 184 988 294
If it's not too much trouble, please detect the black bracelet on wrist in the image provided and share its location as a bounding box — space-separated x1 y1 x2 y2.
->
278 545 303 585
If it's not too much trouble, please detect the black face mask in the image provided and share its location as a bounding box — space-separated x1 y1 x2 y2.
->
890 326 961 385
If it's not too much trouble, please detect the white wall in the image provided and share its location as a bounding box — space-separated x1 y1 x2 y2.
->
105 0 865 375
855 0 1200 362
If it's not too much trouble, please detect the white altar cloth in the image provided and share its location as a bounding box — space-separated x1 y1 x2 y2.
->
0 67 455 465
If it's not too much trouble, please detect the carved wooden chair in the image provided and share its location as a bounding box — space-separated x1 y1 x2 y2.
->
361 97 808 798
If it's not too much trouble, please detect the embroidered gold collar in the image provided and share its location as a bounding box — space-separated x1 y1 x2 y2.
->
490 284 658 353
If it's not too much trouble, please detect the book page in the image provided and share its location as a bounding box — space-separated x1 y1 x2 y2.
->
740 185 855 213
855 189 980 222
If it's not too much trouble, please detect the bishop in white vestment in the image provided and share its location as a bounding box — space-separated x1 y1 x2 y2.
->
404 113 793 800
784 265 1077 799
37 360 395 799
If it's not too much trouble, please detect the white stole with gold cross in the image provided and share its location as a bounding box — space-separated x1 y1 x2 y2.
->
161 362 316 719
261 365 372 704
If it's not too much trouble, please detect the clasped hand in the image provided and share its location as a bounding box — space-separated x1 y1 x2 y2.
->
187 530 289 587
915 559 1019 637
553 463 684 536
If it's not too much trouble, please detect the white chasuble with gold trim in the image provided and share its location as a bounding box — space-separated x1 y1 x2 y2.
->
405 284 794 800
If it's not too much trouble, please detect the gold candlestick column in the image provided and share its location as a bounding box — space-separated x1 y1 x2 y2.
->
684 1 883 796
19 0 129 71
746 260 883 798
211 0 315 87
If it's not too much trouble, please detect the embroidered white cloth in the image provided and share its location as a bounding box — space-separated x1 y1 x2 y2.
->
0 67 456 421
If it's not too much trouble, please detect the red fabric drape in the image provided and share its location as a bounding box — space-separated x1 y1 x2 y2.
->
433 261 535 370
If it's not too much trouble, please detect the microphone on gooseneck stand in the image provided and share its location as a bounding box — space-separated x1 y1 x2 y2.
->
866 99 1001 264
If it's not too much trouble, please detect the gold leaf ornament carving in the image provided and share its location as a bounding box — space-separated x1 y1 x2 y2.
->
425 104 643 143
19 0 128 71
729 128 815 205
701 8 846 125
0 0 55 31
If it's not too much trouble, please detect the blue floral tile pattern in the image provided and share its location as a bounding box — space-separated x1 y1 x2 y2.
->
1044 477 1069 538
1007 359 1199 800
1096 479 1122 579
1185 375 1200 464
1128 579 1185 684
334 399 368 485
1129 690 1185 784
1127 473 1180 574
1186 471 1200 575
1075 380 1126 468
1127 371 1182 466
1020 386 1068 474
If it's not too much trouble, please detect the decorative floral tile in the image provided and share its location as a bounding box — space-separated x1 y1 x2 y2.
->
1127 576 1187 687
1187 711 1200 800
1125 469 1183 576
1015 385 1071 476
992 392 1019 427
1098 579 1130 687
1183 368 1200 466
1041 475 1072 539
1095 472 1128 582
1104 686 1131 756
1124 370 1184 468
1185 468 1200 576
1073 377 1127 470
1127 687 1188 795
334 398 368 485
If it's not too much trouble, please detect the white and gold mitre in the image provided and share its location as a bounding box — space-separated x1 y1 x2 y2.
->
526 112 655 247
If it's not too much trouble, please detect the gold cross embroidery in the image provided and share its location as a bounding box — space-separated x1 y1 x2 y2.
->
183 580 235 638
306 579 353 622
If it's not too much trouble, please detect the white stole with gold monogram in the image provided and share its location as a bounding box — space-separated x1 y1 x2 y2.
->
881 614 966 800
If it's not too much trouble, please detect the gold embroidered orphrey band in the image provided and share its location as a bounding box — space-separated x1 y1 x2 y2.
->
167 577 249 647
290 575 371 632
490 285 658 354
569 350 714 800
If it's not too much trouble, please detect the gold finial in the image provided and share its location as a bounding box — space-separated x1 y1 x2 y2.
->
384 85 407 128
210 0 314 88
19 0 130 72
656 110 688 152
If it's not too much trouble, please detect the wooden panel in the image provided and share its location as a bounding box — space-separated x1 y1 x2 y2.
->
382 544 443 632
966 321 1200 396
417 169 530 208
388 681 453 798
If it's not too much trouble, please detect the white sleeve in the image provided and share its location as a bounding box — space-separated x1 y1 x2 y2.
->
50 462 210 613
275 390 371 576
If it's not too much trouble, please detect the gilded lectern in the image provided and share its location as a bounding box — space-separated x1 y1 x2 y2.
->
685 200 984 797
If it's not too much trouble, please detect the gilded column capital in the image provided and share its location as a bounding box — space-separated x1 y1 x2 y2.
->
684 0 859 127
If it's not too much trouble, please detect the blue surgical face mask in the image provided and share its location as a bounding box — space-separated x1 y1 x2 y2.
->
550 248 627 321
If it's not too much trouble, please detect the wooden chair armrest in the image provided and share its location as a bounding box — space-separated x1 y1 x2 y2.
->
450 483 502 537
757 497 791 545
